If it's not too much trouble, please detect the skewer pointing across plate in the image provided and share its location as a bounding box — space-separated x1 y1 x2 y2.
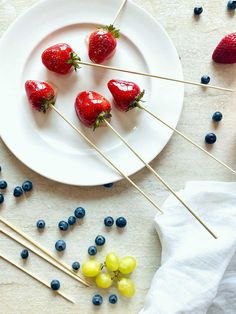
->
77 60 234 92
50 104 217 239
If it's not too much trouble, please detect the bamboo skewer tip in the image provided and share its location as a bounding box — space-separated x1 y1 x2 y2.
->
0 252 75 304
0 216 90 287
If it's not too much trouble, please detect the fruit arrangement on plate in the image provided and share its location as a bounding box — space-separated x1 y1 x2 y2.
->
1 0 236 308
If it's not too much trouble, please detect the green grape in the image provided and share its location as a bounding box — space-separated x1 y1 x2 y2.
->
95 273 113 288
118 256 136 274
117 278 135 297
82 260 101 277
105 252 119 271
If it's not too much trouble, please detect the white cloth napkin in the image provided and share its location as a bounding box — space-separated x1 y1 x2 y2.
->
140 182 236 314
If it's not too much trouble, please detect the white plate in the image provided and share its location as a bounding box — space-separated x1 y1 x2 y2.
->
0 0 184 186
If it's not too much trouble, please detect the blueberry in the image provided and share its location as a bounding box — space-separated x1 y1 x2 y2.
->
72 261 80 271
103 183 114 188
116 217 127 228
104 216 114 227
95 235 106 246
74 207 85 219
22 180 33 192
88 246 97 256
205 133 217 144
212 111 223 122
201 75 210 85
0 194 4 204
0 180 7 189
68 216 76 225
21 249 29 259
227 0 236 10
13 186 23 197
36 219 45 229
92 294 103 306
194 6 203 15
109 294 118 304
55 240 66 251
58 221 69 231
51 279 60 291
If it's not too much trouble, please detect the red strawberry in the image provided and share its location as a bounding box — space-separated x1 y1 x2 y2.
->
42 43 81 74
88 25 120 64
107 79 145 112
212 33 236 64
25 80 56 113
75 91 111 129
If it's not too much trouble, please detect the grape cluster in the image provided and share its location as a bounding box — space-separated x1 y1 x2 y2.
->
82 252 136 298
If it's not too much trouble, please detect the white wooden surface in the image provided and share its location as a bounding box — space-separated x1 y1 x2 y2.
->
0 0 236 313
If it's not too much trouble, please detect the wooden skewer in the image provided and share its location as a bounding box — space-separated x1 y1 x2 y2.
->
49 104 163 214
0 217 90 287
138 104 236 176
77 60 234 92
50 105 217 238
0 227 90 287
104 120 217 239
0 252 75 304
112 0 128 26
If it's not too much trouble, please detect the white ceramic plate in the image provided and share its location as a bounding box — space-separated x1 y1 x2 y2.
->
0 0 184 186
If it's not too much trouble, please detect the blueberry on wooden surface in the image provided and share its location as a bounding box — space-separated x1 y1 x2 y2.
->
205 133 217 144
55 240 66 251
22 180 33 192
21 249 29 259
74 207 86 219
104 216 114 227
13 186 23 197
51 280 60 291
116 217 127 228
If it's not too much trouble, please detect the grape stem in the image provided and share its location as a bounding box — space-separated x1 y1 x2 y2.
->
100 263 106 270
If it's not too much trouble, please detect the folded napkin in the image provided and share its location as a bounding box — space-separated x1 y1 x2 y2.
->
140 182 236 314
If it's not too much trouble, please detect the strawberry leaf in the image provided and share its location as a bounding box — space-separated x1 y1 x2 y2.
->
93 111 112 131
39 95 56 113
126 90 145 111
105 24 120 39
67 52 81 71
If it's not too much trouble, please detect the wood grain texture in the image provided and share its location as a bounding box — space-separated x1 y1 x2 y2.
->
0 0 235 313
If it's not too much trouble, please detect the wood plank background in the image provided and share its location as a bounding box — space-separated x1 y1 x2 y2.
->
0 0 235 313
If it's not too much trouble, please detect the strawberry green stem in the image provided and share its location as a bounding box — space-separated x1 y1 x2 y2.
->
39 97 56 113
97 24 120 39
93 111 112 131
126 90 145 112
67 52 81 71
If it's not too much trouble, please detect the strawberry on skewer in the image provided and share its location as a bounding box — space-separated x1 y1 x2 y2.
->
42 43 81 74
107 79 236 177
25 80 56 113
40 43 233 92
87 0 127 64
107 79 144 111
75 91 111 129
88 26 120 64
74 89 216 238
24 80 166 217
